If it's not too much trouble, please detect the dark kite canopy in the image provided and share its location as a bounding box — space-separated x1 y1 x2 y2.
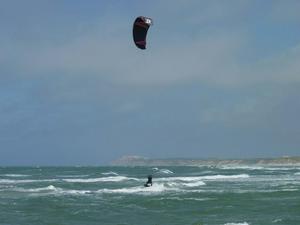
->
133 16 153 50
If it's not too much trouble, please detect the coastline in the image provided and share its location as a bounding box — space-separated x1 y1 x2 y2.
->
111 155 300 166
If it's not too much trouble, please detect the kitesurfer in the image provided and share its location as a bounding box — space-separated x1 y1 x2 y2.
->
144 175 152 187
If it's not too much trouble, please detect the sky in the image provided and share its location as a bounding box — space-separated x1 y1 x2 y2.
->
1 0 300 165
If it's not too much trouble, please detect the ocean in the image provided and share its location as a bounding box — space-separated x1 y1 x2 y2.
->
0 165 299 225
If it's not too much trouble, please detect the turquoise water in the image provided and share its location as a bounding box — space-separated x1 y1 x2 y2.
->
0 166 300 225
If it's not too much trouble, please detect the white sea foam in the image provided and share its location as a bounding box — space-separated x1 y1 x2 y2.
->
156 197 213 201
96 183 177 194
3 174 30 177
157 174 249 182
231 189 299 194
0 179 57 184
60 189 91 195
152 168 174 174
263 167 300 171
166 180 206 188
158 169 174 174
272 218 283 223
63 176 138 183
219 165 264 170
219 165 300 171
56 175 89 178
295 172 300 175
101 171 119 176
181 181 206 187
201 174 250 180
16 185 59 192
15 185 91 195
224 223 249 225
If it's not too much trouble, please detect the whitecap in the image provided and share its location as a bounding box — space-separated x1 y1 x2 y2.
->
0 179 58 184
157 174 249 182
153 168 174 174
272 218 283 223
166 180 206 187
16 185 59 192
181 181 206 187
96 183 178 194
56 175 89 178
219 165 264 170
201 174 250 180
159 169 174 174
15 185 91 195
224 223 249 225
156 197 213 201
101 171 119 176
63 176 139 183
3 174 30 177
264 167 300 171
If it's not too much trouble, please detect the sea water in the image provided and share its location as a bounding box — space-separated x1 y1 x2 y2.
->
0 166 300 225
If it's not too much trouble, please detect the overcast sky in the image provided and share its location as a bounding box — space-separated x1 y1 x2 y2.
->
1 0 300 165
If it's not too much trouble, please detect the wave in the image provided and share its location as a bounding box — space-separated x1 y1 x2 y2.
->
2 174 30 177
219 165 300 171
101 171 119 176
0 179 57 184
228 189 299 194
157 174 249 182
16 185 58 192
152 168 174 174
56 175 89 178
167 180 206 188
219 165 264 170
96 183 177 194
201 174 250 180
158 169 174 174
295 172 300 175
15 185 91 195
224 223 249 225
63 176 139 183
156 197 214 201
13 184 175 196
152 174 248 188
181 181 206 187
263 167 300 171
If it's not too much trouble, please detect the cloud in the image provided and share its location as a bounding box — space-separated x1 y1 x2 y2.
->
1 0 299 89
270 0 300 22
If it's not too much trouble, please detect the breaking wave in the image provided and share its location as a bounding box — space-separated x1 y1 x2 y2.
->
181 181 206 187
224 223 249 225
157 174 249 182
16 185 58 192
96 183 177 194
56 175 89 178
2 174 31 177
63 176 139 183
219 165 300 171
152 168 174 174
15 185 91 195
219 165 264 170
0 179 57 184
101 171 119 176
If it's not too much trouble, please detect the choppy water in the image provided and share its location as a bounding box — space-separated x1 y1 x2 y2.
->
0 166 300 225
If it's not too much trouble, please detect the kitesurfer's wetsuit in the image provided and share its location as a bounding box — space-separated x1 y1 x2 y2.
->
144 175 152 187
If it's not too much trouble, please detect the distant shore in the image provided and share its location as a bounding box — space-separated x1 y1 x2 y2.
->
111 155 300 166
